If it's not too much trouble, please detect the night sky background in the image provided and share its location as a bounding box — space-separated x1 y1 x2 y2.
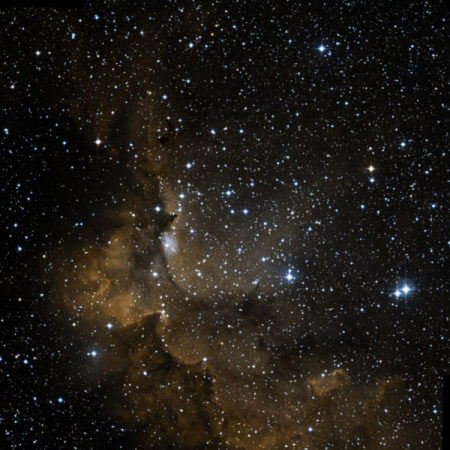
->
1 1 449 449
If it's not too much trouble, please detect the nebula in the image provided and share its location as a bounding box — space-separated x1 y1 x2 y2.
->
1 3 445 449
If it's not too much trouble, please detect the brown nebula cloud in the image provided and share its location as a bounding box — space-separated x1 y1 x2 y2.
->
49 96 427 447
2 5 445 450
45 26 431 448
54 164 424 449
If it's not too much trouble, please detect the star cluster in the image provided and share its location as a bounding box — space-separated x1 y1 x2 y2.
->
0 1 448 449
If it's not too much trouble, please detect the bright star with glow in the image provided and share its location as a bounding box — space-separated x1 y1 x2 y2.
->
318 45 325 52
402 285 411 294
395 290 401 297
95 139 101 145
285 270 295 281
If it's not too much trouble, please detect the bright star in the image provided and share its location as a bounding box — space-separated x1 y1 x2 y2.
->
319 45 325 52
402 285 411 294
395 290 401 297
95 139 101 145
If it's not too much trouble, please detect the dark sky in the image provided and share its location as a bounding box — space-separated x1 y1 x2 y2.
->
0 1 449 449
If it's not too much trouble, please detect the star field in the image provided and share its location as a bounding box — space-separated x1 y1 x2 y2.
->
0 1 449 449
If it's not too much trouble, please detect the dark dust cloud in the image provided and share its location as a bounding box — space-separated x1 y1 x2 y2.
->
0 1 448 449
